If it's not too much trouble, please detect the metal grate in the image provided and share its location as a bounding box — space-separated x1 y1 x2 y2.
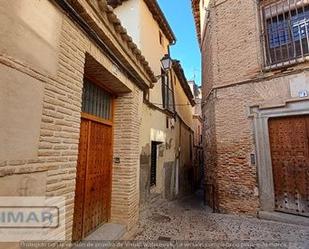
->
163 86 175 113
161 71 175 113
261 0 309 67
82 78 112 120
150 141 158 187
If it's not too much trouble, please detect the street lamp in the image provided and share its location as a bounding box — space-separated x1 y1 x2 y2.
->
156 54 172 80
160 54 172 72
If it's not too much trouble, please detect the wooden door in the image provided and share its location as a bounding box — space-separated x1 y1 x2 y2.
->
73 118 113 241
269 115 309 217
73 78 113 241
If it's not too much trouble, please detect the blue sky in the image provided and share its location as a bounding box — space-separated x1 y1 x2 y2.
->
157 0 201 85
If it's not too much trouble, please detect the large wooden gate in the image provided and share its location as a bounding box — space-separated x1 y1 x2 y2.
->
268 115 309 217
73 78 113 241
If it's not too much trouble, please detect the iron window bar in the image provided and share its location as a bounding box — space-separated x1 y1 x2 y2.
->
261 0 309 68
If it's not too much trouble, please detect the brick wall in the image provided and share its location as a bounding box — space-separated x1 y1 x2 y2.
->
0 3 145 242
205 0 262 88
201 11 215 98
112 86 143 230
201 0 309 214
0 15 87 239
202 94 218 209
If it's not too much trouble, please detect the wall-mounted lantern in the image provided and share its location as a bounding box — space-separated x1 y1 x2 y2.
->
156 54 172 80
160 54 172 72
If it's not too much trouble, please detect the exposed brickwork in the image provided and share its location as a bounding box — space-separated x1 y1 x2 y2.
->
202 93 218 209
210 0 261 86
0 3 145 242
0 15 87 240
199 0 309 215
112 86 143 230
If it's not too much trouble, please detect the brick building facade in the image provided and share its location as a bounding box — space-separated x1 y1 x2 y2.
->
192 0 309 224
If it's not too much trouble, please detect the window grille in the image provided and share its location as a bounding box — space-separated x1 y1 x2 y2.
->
261 0 309 67
161 70 175 113
82 78 113 120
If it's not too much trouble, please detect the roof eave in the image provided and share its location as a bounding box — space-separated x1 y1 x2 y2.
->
66 0 158 88
191 0 201 46
172 60 195 107
146 0 176 44
108 0 176 44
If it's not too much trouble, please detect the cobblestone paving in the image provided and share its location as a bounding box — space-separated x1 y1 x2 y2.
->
134 192 309 248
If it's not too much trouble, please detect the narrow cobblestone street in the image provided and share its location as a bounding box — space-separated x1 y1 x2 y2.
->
134 192 309 248
2 1 309 248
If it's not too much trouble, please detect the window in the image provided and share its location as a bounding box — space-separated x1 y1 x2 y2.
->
82 78 113 120
161 69 175 113
159 31 163 46
151 142 160 186
261 0 309 67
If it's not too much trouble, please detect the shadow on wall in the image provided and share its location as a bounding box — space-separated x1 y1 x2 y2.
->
163 161 176 200
139 145 195 206
140 143 151 205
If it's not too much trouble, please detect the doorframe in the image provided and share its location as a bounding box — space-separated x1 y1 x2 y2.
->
249 98 309 213
82 75 115 223
80 111 114 221
73 77 115 240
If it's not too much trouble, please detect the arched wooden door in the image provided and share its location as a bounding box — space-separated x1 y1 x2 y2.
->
73 78 114 241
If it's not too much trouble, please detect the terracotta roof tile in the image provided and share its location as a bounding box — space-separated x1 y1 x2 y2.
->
172 60 195 106
107 0 176 44
191 0 201 45
95 0 158 83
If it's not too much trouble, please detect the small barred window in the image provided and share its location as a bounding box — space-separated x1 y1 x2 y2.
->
82 78 113 120
261 0 309 67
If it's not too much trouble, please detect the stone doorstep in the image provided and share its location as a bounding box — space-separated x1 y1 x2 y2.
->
72 223 126 249
258 211 309 227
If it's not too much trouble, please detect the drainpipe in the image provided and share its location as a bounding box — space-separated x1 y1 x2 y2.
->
167 40 176 59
